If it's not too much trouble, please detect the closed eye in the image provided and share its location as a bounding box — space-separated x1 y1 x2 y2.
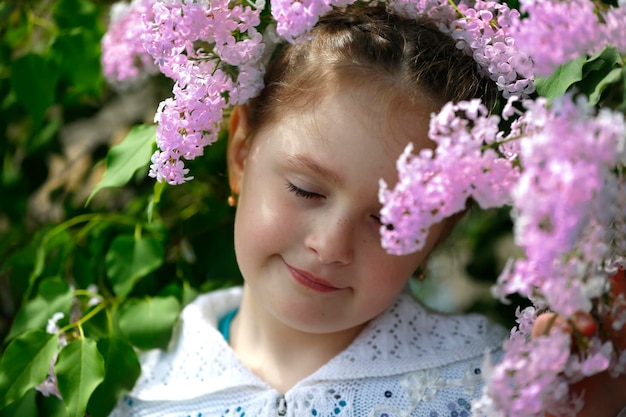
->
371 214 383 225
285 182 324 199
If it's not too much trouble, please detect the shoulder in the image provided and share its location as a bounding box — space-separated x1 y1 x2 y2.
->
374 291 506 356
315 292 507 380
180 285 243 327
301 293 507 416
124 286 247 401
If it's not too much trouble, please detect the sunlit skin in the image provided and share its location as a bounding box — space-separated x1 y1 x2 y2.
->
226 86 443 393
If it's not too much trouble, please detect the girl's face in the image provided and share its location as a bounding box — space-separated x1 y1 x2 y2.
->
228 87 445 335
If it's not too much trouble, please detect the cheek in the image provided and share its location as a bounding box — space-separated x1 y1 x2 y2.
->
366 251 422 289
234 181 299 263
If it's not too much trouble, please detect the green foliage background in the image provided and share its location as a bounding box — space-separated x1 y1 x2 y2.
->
0 1 241 415
4 0 623 415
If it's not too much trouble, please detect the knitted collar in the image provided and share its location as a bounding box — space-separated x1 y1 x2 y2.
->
131 287 506 401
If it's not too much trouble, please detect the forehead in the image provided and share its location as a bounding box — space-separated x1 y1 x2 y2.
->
303 86 436 153
254 87 437 185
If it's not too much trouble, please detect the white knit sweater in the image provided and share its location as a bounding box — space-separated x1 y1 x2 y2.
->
110 286 506 417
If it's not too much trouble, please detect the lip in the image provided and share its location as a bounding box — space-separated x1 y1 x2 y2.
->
285 262 342 293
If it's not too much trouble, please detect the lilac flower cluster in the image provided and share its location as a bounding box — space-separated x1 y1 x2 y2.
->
473 307 583 417
385 0 456 22
380 91 626 414
271 0 355 42
102 0 534 184
379 98 520 255
446 1 535 98
603 3 626 55
511 0 626 76
142 0 266 184
101 0 158 89
496 95 626 316
475 299 626 417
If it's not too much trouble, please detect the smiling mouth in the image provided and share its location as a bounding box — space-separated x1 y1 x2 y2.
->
285 263 341 293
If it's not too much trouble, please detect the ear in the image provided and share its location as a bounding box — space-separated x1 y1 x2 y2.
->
227 105 251 195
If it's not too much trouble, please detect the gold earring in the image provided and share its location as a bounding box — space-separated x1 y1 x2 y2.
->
415 266 426 281
227 194 237 207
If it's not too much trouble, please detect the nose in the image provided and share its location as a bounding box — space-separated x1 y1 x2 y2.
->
305 215 354 265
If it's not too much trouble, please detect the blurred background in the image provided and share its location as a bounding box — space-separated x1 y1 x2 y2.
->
0 0 244 342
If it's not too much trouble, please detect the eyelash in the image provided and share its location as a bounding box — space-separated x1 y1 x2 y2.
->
285 182 323 199
286 182 383 225
371 214 383 225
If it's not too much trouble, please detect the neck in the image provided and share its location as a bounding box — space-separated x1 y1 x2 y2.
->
229 284 366 394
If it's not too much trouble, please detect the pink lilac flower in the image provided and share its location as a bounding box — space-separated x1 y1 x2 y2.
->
496 95 626 315
379 91 625 414
36 354 62 399
379 99 519 255
102 0 158 89
602 3 626 55
386 0 456 23
474 307 582 417
103 0 537 183
36 312 67 400
510 0 604 77
271 0 335 42
141 0 266 184
446 1 535 98
481 94 626 415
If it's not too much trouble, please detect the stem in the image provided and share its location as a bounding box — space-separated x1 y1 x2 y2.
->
106 308 114 337
58 303 107 335
72 289 102 299
447 0 464 17
45 213 137 247
26 5 56 34
27 213 140 299
480 133 525 152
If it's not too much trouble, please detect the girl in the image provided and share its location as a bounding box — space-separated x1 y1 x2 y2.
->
111 5 626 417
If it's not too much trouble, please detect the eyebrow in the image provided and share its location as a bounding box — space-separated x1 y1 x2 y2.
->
281 153 342 185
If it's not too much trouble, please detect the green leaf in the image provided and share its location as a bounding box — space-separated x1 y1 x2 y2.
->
535 56 586 99
10 54 58 126
0 330 59 409
578 47 624 105
2 7 29 49
27 227 75 300
0 388 37 417
105 235 164 298
7 277 73 340
87 338 141 417
52 0 101 30
51 30 103 97
147 180 166 223
87 124 156 204
588 67 623 105
81 305 110 340
39 394 68 417
72 248 97 289
118 296 180 350
585 46 622 72
55 338 105 417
